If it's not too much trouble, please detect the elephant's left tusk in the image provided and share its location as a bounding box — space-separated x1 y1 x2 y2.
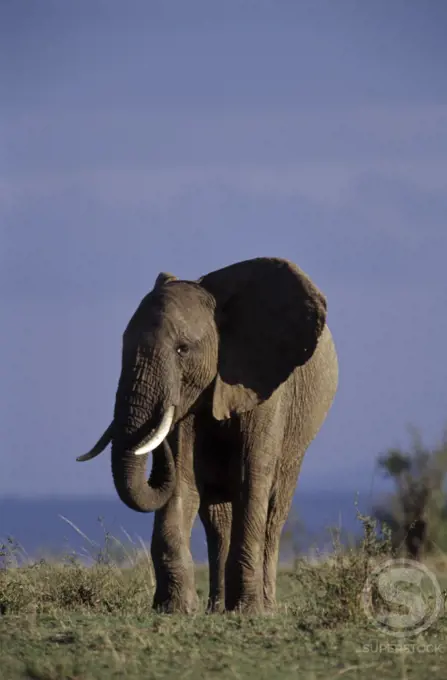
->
134 406 175 456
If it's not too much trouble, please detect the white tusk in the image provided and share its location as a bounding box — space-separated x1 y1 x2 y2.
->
76 423 113 462
134 406 175 456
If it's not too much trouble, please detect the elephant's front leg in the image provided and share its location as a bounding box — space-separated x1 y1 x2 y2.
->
150 424 200 613
151 483 199 613
225 455 274 614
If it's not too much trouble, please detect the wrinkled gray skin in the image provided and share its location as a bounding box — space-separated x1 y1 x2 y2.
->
79 257 338 614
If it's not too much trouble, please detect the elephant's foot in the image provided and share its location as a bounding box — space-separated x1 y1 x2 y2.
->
152 589 199 614
263 600 278 615
224 565 264 614
206 596 225 614
263 588 278 613
224 593 265 615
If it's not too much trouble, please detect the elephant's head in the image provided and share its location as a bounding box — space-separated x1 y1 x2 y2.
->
77 257 327 513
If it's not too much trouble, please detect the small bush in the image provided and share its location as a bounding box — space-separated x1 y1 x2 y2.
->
0 524 155 616
0 558 155 615
285 512 394 629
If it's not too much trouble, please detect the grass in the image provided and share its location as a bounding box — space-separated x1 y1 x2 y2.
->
1 515 447 679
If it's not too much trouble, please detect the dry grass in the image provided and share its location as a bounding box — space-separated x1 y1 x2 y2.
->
1 514 446 679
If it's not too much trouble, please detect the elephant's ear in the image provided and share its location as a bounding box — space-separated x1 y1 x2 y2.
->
199 257 327 420
154 272 178 288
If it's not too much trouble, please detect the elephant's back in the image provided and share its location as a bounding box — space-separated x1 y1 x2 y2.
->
285 323 339 451
309 323 339 406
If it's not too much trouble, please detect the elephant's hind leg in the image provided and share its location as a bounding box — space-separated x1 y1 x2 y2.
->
263 496 287 612
199 498 232 613
263 452 305 611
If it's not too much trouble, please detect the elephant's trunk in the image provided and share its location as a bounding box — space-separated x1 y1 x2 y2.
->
111 436 176 513
110 355 178 513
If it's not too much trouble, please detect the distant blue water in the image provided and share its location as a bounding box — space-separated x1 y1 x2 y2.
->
0 489 376 563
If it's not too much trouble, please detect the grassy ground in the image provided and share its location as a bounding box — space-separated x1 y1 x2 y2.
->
1 517 447 679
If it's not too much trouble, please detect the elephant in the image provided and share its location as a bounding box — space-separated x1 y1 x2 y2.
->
77 257 338 614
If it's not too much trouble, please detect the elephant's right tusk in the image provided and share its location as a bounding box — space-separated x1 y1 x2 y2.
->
134 406 175 456
76 423 114 462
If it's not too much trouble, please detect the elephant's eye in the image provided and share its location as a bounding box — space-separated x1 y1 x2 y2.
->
176 343 190 357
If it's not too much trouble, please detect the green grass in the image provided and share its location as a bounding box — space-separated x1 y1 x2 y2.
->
1 516 447 679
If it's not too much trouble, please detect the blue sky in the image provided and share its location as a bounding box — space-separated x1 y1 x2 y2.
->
1 1 446 499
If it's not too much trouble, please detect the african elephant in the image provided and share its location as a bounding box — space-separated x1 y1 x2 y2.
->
77 257 338 614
